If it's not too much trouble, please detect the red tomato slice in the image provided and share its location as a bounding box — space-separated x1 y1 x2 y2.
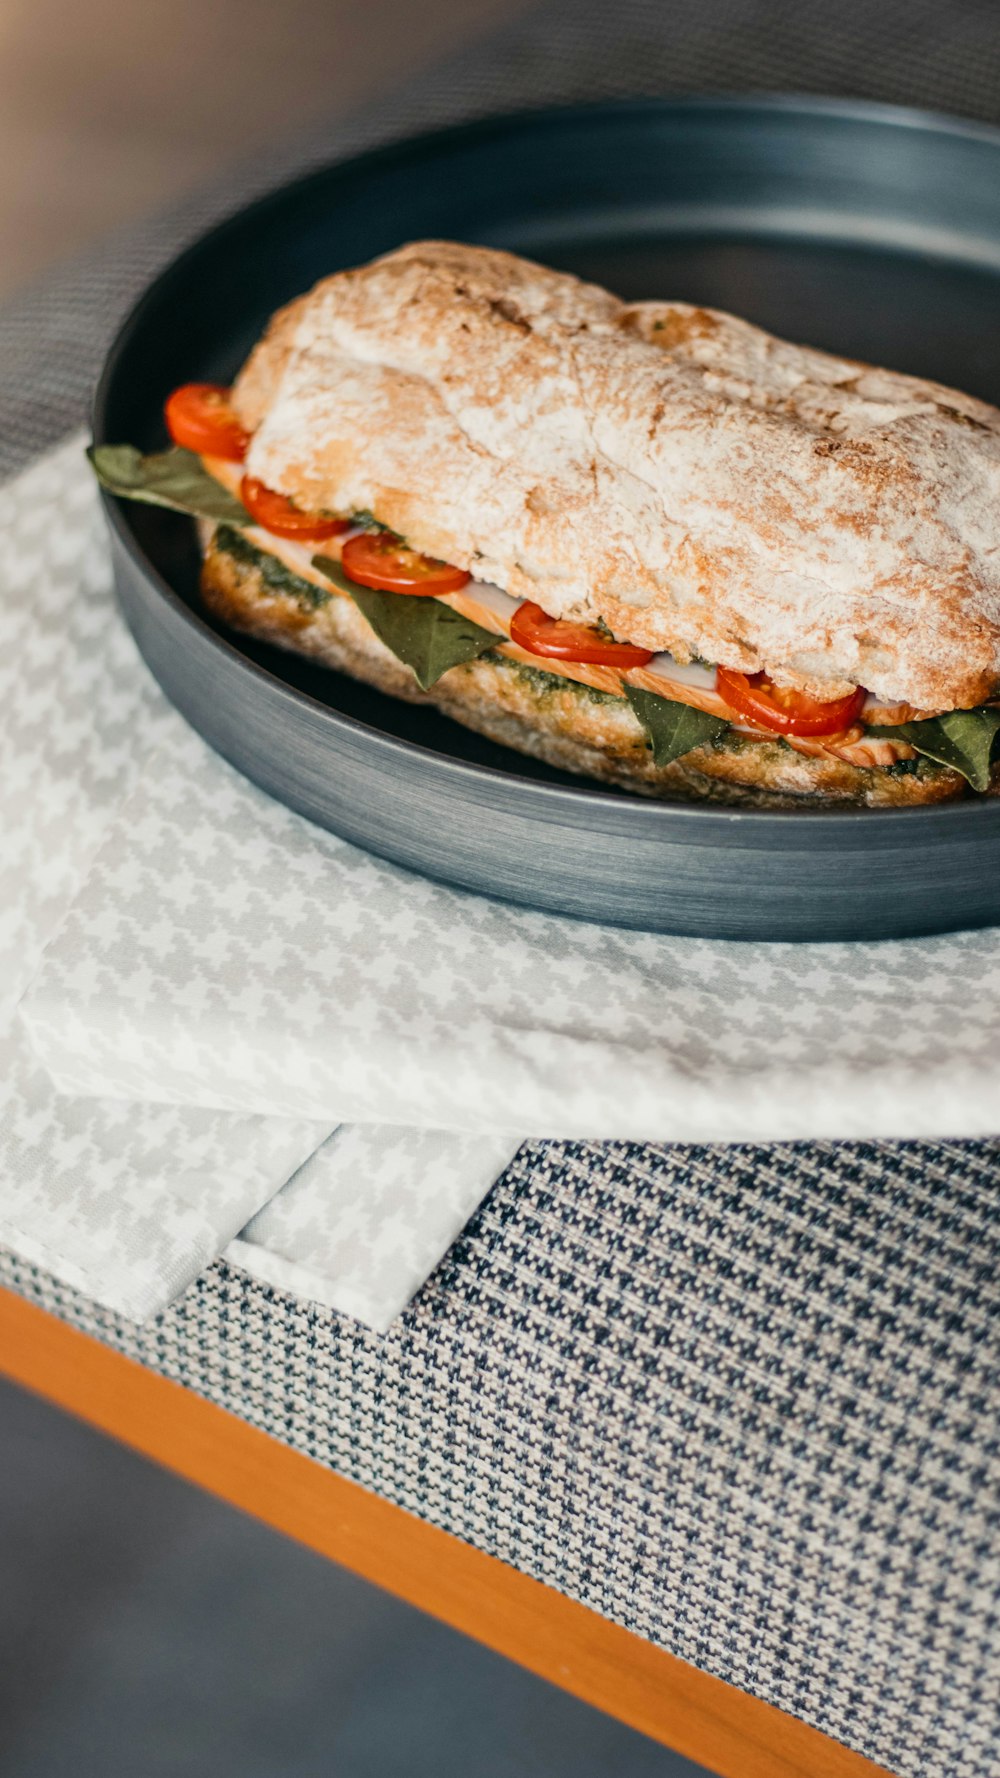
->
164 384 248 461
240 476 350 541
715 667 866 736
509 601 654 668
341 530 470 595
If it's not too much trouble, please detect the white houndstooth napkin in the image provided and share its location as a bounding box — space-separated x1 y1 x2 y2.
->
15 444 1000 1145
0 436 520 1328
23 697 1000 1142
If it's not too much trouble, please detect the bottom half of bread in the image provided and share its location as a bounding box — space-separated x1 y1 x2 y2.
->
200 529 964 808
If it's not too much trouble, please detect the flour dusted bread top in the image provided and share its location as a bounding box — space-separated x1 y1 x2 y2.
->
232 240 1000 709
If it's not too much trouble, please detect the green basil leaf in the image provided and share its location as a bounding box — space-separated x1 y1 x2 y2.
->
626 685 730 765
313 554 498 690
87 444 248 525
868 706 1000 792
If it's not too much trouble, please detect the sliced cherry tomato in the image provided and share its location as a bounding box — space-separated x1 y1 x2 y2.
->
240 476 350 541
509 601 654 668
715 666 866 736
341 530 470 596
164 383 248 461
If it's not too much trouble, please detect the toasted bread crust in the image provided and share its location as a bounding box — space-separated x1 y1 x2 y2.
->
200 533 965 808
231 241 1000 712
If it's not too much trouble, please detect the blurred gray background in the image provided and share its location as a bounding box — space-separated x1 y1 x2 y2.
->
0 1376 711 1774
0 0 529 294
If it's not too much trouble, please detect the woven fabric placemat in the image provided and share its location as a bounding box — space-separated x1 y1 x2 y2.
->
3 1134 998 1778
4 3 1000 1774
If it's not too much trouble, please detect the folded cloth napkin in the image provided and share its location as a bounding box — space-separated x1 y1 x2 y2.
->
1 437 520 1328
20 713 1000 1143
10 431 1000 1338
228 1124 518 1326
0 439 332 1317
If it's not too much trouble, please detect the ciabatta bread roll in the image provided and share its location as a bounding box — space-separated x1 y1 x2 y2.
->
232 240 1000 713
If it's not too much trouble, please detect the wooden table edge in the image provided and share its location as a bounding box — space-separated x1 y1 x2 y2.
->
0 1286 894 1778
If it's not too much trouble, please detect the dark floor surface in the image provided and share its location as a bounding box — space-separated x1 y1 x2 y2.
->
0 1375 712 1777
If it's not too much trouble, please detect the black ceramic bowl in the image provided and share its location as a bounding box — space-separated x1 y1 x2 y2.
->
95 96 1000 940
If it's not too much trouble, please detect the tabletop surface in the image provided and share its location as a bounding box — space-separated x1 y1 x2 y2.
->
3 5 1000 1777
0 1285 895 1778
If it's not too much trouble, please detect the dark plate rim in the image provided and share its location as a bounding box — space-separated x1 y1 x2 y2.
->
94 91 1000 832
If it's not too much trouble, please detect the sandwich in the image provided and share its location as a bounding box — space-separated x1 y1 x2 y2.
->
91 240 1000 805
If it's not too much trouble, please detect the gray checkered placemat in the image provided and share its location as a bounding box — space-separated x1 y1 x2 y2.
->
4 3 1000 1775
3 1138 999 1777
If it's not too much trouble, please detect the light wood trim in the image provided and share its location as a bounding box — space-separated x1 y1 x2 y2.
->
0 1286 894 1778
